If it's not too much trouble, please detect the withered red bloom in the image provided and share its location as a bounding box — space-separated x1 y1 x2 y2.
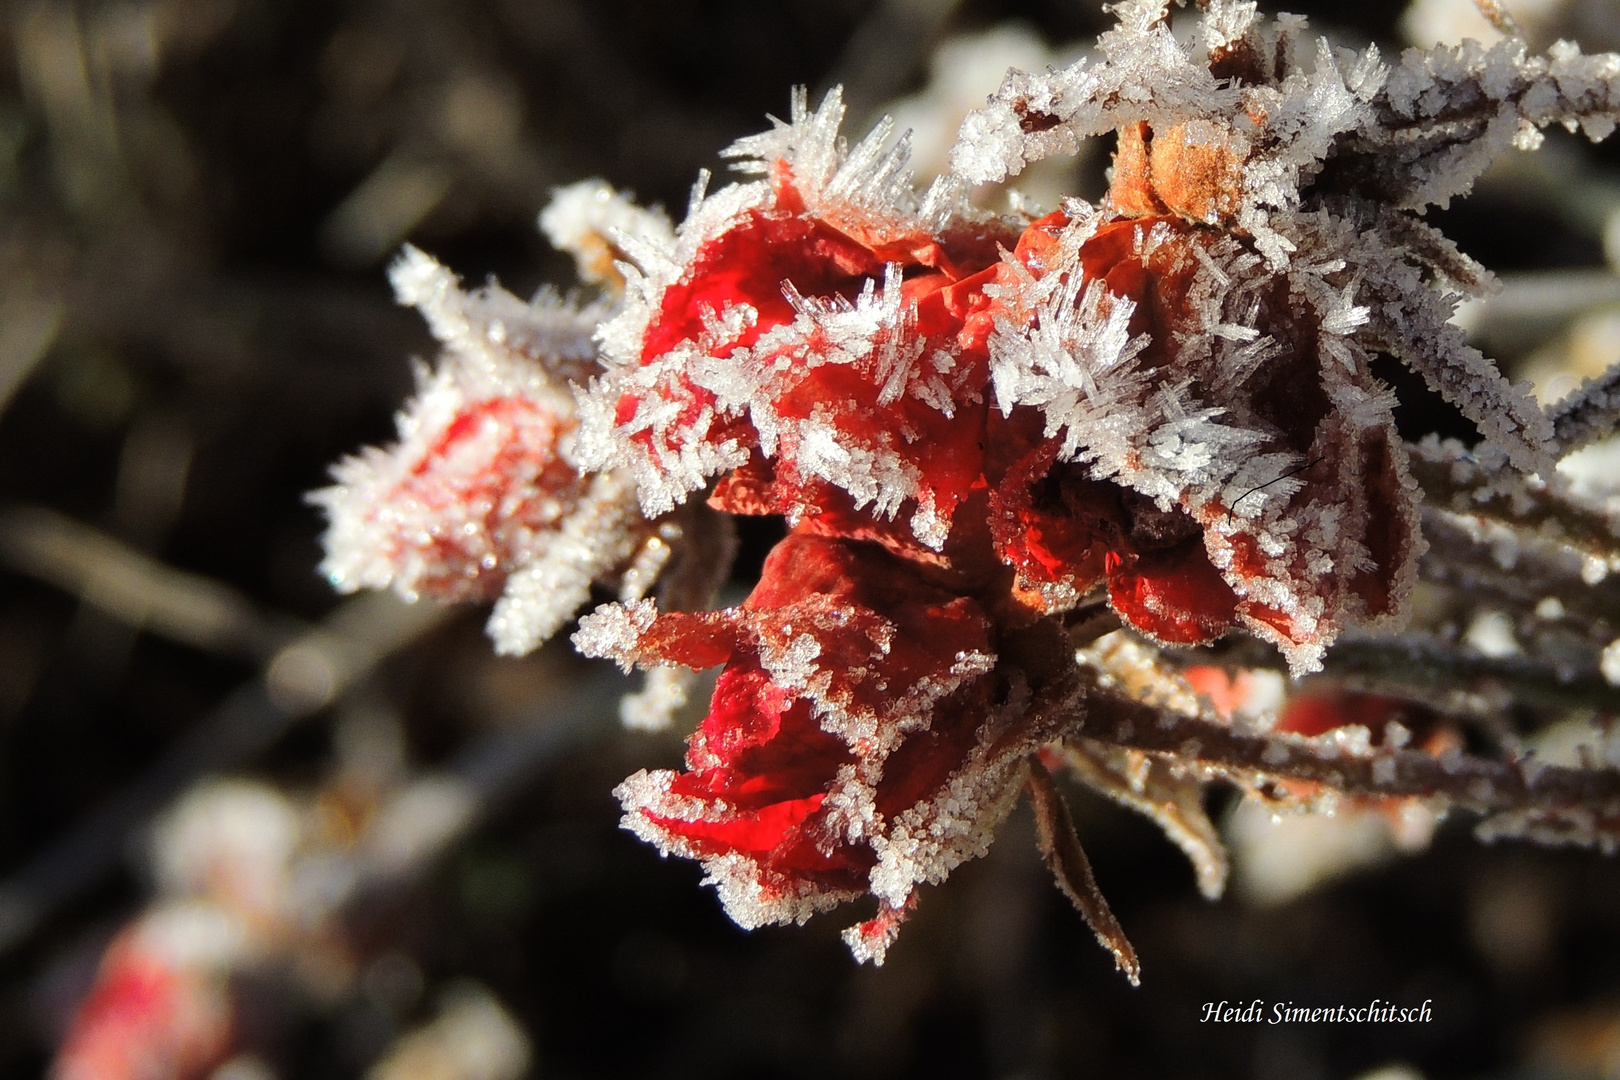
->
325 0 1620 974
575 76 1434 961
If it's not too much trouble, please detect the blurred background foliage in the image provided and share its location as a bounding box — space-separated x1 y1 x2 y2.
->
6 0 1620 1078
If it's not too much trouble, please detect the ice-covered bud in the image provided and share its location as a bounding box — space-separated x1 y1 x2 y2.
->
314 247 651 656
314 359 588 605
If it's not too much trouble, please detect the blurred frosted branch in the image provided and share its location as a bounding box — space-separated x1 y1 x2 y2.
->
0 578 449 954
0 503 297 663
1549 363 1620 454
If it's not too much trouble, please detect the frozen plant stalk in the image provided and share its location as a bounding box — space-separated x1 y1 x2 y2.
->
319 0 1620 977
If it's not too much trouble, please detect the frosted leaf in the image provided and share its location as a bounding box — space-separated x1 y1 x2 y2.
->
595 533 1048 960
613 768 866 930
1343 226 1557 475
865 738 1028 909
986 207 1424 672
1025 757 1140 984
1062 739 1228 901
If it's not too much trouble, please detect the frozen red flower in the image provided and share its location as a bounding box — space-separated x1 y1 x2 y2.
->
562 0 1604 961
323 0 1620 976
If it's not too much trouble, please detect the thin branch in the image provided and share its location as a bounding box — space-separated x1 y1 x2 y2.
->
1078 675 1620 818
0 503 301 664
1549 361 1620 457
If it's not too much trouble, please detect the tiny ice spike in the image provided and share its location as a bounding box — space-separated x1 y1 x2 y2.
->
321 0 1620 976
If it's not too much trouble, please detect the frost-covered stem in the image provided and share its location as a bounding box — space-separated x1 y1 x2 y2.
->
1407 443 1620 553
1418 508 1620 631
1549 363 1620 457
1364 307 1554 475
1079 681 1620 814
1358 37 1620 213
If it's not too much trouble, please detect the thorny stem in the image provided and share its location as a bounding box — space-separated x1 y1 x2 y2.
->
1025 756 1141 986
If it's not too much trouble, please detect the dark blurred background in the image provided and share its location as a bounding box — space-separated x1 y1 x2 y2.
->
4 0 1620 1078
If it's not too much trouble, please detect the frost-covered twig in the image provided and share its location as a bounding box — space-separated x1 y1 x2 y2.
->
1078 675 1620 821
1549 361 1620 455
